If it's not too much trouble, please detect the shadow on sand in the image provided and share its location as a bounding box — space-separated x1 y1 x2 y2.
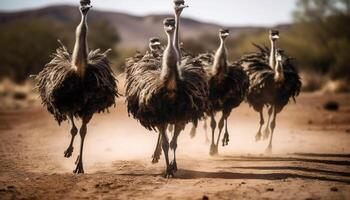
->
217 155 350 166
118 170 350 184
117 154 350 184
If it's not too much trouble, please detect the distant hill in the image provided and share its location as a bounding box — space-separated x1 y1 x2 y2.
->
0 5 289 48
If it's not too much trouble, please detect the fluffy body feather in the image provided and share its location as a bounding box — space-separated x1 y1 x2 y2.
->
125 54 208 130
35 44 119 124
197 53 249 115
239 45 301 113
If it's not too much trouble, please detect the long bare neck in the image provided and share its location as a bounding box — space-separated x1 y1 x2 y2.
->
174 13 181 61
161 32 179 90
72 12 88 77
212 37 227 75
269 40 276 69
274 61 285 82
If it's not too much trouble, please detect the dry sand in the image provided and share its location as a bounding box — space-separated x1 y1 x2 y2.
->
0 93 350 200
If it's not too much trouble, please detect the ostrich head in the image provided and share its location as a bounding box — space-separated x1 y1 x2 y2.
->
174 0 189 15
219 29 230 40
164 18 176 34
149 37 161 51
269 29 279 42
80 0 92 15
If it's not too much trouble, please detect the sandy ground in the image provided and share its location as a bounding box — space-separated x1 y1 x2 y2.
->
0 93 350 200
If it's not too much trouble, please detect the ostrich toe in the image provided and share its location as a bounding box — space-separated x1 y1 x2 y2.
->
222 132 229 146
64 146 74 158
164 166 175 178
151 149 162 164
169 160 178 172
73 162 84 174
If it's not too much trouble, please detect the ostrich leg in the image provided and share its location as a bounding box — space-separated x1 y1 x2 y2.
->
158 125 171 178
215 113 225 148
209 114 218 156
169 122 185 174
152 132 162 164
265 106 277 154
73 116 91 174
255 108 265 141
190 119 198 138
64 114 78 158
263 105 273 140
203 116 210 144
221 111 231 146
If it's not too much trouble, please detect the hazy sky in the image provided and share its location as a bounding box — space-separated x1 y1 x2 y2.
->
0 0 298 26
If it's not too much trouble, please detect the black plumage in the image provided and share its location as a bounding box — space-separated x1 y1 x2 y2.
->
36 46 118 124
240 45 301 113
239 42 301 153
192 29 249 156
125 18 208 177
33 1 118 173
125 49 207 131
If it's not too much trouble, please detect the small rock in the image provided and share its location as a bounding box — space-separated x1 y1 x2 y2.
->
241 181 246 184
345 129 350 134
202 196 209 200
330 187 338 192
7 186 15 190
307 120 313 125
82 188 87 192
323 101 339 111
266 188 274 192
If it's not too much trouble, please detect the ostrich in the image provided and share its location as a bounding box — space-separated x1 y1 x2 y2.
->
125 37 163 71
125 18 208 177
34 0 118 173
196 29 249 156
239 30 301 153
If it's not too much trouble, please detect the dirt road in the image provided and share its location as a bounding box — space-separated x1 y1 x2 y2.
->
0 93 350 200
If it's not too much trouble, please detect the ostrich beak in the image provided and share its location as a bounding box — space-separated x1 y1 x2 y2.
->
222 33 229 37
179 4 189 9
272 35 279 40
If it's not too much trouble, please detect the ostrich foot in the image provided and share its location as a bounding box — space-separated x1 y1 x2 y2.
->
164 166 175 178
222 133 229 146
265 144 272 154
169 160 178 172
209 144 218 156
73 155 84 174
64 146 74 158
151 149 162 164
190 126 196 138
262 128 270 140
255 132 262 141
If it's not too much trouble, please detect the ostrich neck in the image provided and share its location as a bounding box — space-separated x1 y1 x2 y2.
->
269 40 276 70
174 13 181 61
212 37 227 75
274 61 285 83
72 13 88 77
161 32 179 90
